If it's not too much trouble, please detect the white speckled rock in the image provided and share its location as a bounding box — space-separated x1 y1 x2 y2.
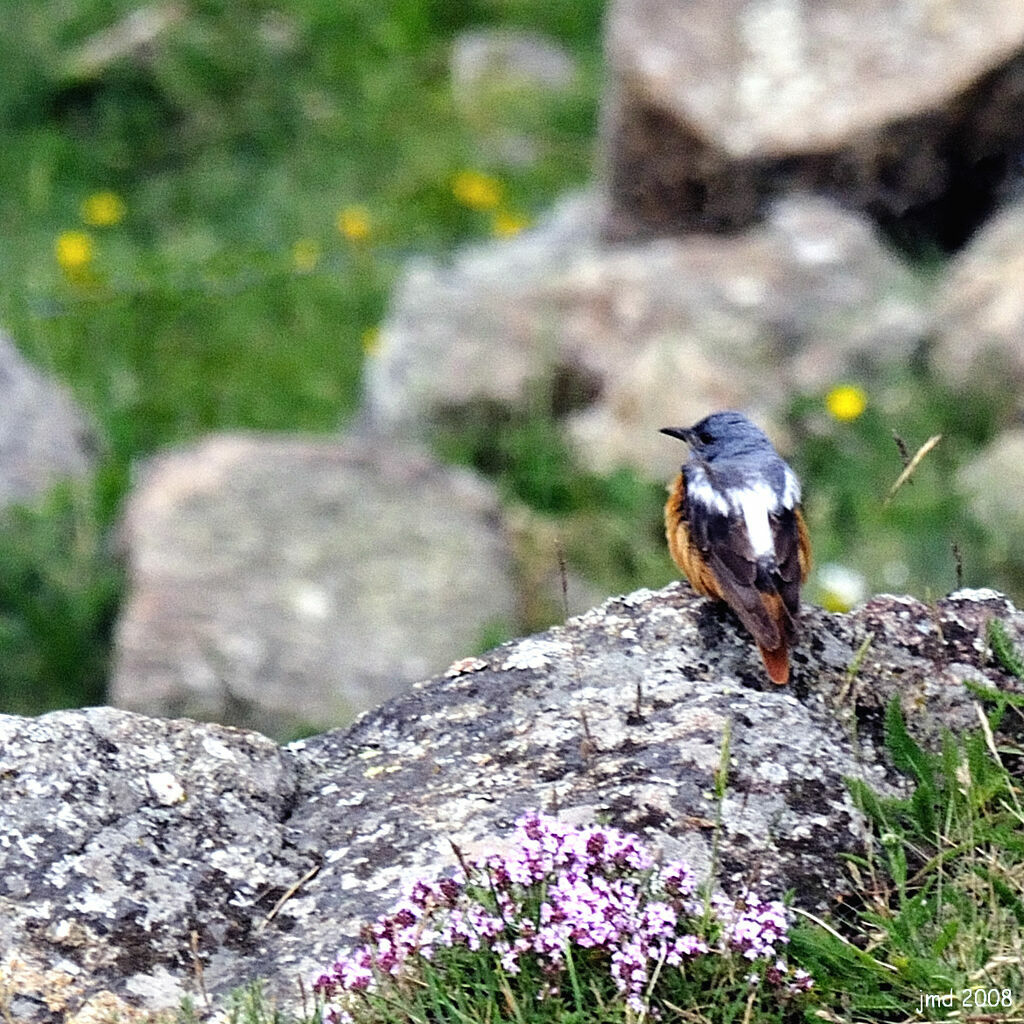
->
2 586 1021 1020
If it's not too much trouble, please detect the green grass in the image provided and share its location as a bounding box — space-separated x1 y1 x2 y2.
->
0 482 120 714
1 0 603 450
0 0 602 715
790 694 1024 1020
788 370 1014 606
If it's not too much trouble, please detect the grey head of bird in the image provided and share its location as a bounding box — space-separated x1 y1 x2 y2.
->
659 411 777 463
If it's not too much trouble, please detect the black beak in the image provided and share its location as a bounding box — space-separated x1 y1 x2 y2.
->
659 426 693 444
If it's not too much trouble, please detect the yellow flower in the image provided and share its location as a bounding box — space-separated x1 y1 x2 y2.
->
361 326 381 356
55 230 95 273
291 238 321 273
491 210 530 238
336 206 371 242
825 384 867 422
80 190 125 227
452 170 503 211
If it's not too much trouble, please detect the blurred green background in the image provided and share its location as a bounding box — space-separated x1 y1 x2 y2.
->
0 0 1016 718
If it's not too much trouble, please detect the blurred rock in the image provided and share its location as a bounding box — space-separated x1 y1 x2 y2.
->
65 3 185 79
931 198 1024 401
110 432 517 738
451 28 577 99
0 329 98 508
365 191 929 478
958 428 1024 559
602 0 1024 249
451 28 580 167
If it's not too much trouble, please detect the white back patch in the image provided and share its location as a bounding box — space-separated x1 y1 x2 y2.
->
782 466 801 508
687 465 730 515
732 480 780 558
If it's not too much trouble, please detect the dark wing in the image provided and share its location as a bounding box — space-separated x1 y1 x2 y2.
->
769 505 805 621
683 467 788 653
700 511 788 652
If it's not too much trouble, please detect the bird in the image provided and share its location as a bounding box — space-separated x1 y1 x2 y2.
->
660 411 811 684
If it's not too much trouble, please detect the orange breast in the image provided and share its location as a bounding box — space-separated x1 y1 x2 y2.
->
796 507 812 582
664 473 722 600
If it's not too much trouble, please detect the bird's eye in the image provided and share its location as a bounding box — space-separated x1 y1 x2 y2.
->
697 430 714 444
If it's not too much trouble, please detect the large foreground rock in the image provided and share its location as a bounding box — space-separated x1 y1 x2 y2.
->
3 586 1022 1022
0 330 98 508
110 432 517 738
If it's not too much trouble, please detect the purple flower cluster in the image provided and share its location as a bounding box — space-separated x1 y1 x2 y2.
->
314 813 812 1021
710 892 814 991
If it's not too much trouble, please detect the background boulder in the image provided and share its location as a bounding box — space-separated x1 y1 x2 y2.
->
0 329 98 509
110 432 517 738
366 192 929 478
931 197 1024 402
602 0 1024 248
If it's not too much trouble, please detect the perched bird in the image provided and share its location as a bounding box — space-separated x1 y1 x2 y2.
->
660 411 810 684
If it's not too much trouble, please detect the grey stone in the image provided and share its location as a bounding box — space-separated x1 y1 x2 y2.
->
109 432 516 738
365 191 607 431
0 708 301 1021
958 428 1024 560
67 3 185 79
451 29 577 99
3 585 1022 1021
602 0 1024 244
931 198 1024 400
0 330 98 508
365 191 929 478
450 29 580 167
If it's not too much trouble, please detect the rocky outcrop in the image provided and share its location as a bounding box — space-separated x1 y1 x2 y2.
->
3 586 1021 1022
109 432 517 739
602 0 1024 248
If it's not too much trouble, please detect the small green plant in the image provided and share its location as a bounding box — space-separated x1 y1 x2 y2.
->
205 980 315 1024
989 617 1024 680
790 694 1024 1021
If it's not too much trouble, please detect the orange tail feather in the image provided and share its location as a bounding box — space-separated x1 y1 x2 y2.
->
758 643 790 685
